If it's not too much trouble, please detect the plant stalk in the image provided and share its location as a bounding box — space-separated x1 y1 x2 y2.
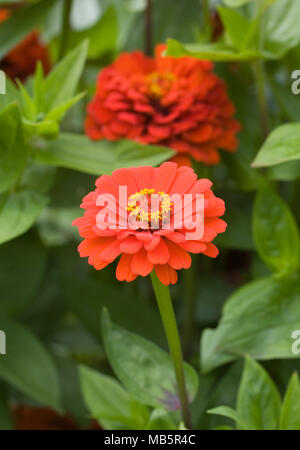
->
150 271 192 429
202 0 210 37
145 0 153 56
59 0 73 60
252 60 269 139
183 259 197 358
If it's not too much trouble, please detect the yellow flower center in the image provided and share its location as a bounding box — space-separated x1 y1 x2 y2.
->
127 188 173 229
147 72 176 98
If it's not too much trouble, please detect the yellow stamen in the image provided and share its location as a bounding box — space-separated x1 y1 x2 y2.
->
127 188 173 229
147 72 176 99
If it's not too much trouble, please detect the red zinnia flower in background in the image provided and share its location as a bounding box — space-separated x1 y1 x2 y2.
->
13 406 101 430
210 11 224 42
85 44 240 166
0 7 50 81
73 162 226 286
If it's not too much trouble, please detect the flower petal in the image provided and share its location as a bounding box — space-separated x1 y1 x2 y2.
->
180 240 207 253
131 248 154 276
131 166 155 190
147 238 169 264
166 240 191 270
119 236 143 254
116 253 137 282
154 264 178 286
98 239 121 262
154 162 177 192
202 242 219 258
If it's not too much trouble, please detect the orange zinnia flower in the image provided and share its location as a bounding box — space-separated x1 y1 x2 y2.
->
0 7 50 81
73 162 226 285
85 44 240 165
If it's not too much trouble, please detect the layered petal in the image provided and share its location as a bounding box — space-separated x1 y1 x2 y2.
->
73 163 226 286
85 44 240 165
0 9 50 81
154 264 178 286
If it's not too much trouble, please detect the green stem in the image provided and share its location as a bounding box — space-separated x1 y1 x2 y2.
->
202 0 210 37
144 0 153 56
252 60 269 139
183 260 196 358
150 271 192 429
290 178 300 216
58 0 73 60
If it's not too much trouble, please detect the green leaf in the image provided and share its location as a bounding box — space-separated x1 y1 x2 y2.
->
237 356 281 430
222 0 253 6
17 80 36 121
145 409 177 430
253 183 300 276
0 0 54 59
215 197 254 250
222 149 262 192
23 118 59 139
0 78 20 112
207 406 250 430
20 164 56 195
125 0 201 51
261 0 300 58
270 81 300 122
79 365 149 430
0 190 48 245
33 133 174 175
0 104 26 194
0 232 47 315
33 61 45 114
55 357 89 427
37 206 80 247
168 1 297 62
44 40 88 112
0 384 13 430
57 246 166 345
44 92 86 121
279 372 300 430
13 47 86 133
63 7 117 59
252 123 300 168
166 38 263 62
217 7 251 50
0 317 62 412
102 310 198 410
196 361 243 429
201 277 300 373
267 161 300 182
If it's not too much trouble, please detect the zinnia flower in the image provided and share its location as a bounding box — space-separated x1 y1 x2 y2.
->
14 406 101 430
85 44 240 165
0 8 50 81
73 162 226 285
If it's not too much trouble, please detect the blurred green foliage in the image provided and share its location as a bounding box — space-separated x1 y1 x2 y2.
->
0 0 300 431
